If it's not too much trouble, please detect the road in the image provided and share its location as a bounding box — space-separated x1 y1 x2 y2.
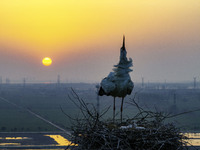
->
0 132 74 149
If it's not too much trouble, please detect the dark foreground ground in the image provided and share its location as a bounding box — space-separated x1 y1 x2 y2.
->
0 132 200 150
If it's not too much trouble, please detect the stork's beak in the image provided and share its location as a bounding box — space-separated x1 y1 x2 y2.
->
122 35 125 51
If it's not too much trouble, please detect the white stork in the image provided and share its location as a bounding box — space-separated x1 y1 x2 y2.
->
98 36 134 122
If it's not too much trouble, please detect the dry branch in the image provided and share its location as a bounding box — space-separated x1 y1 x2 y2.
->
66 90 190 150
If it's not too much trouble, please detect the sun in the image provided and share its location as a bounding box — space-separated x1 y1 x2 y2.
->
42 57 52 66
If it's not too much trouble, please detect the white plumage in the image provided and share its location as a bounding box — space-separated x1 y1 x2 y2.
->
99 36 134 122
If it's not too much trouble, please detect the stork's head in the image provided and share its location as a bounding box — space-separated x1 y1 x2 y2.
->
119 35 127 62
121 35 126 51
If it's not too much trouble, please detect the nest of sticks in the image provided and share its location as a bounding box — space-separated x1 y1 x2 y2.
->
65 89 189 150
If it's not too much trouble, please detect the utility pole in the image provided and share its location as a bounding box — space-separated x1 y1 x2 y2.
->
6 78 10 85
57 75 60 85
0 76 2 90
96 84 100 115
23 78 26 88
57 75 61 89
0 76 2 84
194 77 197 89
142 77 144 89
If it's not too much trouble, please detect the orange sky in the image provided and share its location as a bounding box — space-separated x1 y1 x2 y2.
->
0 0 200 83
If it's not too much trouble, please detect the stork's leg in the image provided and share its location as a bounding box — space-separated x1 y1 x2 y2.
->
120 97 124 123
113 97 116 123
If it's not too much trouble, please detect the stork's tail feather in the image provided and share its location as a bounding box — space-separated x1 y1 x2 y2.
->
98 87 106 96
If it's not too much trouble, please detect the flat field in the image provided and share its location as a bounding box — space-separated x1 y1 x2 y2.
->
0 83 200 132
